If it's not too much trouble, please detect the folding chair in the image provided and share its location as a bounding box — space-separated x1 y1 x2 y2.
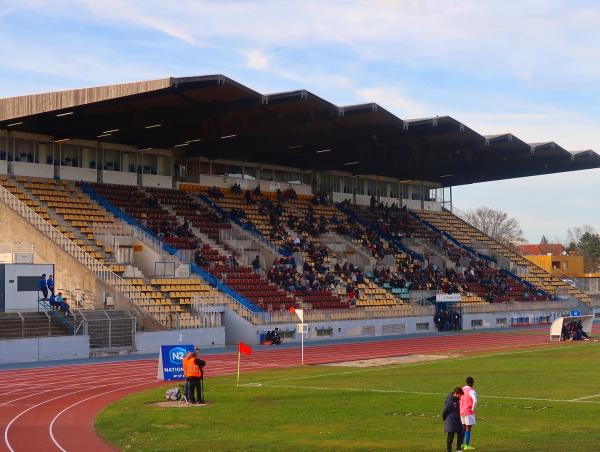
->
177 382 190 405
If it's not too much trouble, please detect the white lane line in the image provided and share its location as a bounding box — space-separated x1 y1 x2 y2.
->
0 361 156 382
3 377 147 452
0 369 157 405
49 381 151 452
242 341 599 386
249 383 600 405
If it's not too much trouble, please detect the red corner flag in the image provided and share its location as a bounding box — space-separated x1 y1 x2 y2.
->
237 341 252 386
239 341 253 356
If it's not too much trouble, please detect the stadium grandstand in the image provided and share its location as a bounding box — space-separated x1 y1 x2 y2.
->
1 74 600 359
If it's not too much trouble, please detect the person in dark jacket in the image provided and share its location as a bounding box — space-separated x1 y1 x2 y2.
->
39 274 48 300
442 387 464 452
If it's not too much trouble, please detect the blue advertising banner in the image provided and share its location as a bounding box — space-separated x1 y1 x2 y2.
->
157 344 195 381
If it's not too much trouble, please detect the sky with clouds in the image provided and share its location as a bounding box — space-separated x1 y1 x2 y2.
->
0 0 598 242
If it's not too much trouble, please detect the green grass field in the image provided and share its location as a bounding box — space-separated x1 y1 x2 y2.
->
97 342 600 451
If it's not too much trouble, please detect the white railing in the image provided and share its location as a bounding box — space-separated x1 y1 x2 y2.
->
460 300 578 314
92 222 134 237
214 290 434 325
191 297 223 328
132 225 165 255
0 184 162 330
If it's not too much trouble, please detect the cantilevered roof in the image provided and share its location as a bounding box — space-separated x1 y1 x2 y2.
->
1 74 599 186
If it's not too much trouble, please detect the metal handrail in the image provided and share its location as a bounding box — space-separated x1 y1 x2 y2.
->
0 184 159 329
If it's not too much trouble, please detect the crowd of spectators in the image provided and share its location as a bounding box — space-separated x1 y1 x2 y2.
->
267 256 337 293
337 202 548 302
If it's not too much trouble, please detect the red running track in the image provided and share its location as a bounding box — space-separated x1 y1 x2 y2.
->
0 328 579 451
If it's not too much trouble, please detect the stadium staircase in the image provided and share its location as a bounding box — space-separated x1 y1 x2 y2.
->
0 311 71 339
0 176 207 330
412 208 592 303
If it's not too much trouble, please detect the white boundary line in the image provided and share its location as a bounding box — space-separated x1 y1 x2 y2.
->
49 381 151 452
241 341 600 386
247 383 600 405
570 394 600 401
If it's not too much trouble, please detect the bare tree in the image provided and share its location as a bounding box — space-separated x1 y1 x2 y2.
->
464 207 525 247
566 225 595 247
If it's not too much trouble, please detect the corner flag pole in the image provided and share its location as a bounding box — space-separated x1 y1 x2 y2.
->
301 321 305 366
290 307 305 366
236 349 241 386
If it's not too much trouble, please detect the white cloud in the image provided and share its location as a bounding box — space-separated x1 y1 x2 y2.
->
244 49 269 70
28 0 598 83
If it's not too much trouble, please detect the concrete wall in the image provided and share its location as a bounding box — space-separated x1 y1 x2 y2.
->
60 166 98 183
462 308 567 330
223 307 434 345
9 161 54 178
141 174 172 188
132 241 162 277
102 170 137 186
135 327 225 354
0 335 90 364
0 160 7 174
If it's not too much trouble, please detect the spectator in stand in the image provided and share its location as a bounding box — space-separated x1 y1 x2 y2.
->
39 274 48 300
226 255 239 269
47 275 55 296
284 187 297 200
253 185 262 197
194 249 208 268
252 255 261 273
231 183 242 194
244 190 255 204
208 186 224 199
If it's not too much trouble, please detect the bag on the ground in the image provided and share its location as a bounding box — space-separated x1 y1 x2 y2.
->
165 387 181 401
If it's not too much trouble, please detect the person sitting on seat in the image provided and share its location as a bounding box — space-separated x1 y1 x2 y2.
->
57 293 70 314
208 186 224 199
575 320 590 340
48 293 58 310
271 328 282 345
